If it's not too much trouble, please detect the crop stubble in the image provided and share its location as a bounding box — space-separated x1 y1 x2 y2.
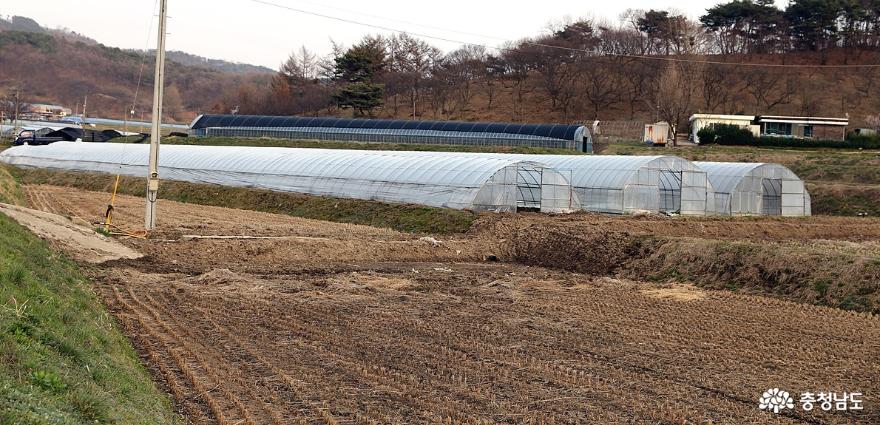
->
22 184 880 424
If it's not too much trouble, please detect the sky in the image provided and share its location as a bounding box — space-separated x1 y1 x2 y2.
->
3 0 788 70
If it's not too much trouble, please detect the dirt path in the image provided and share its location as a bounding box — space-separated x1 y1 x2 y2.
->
20 184 880 424
0 202 141 263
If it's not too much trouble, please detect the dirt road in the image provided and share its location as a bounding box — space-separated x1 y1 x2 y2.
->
16 185 880 424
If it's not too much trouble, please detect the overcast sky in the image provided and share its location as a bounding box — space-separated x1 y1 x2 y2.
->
4 0 788 70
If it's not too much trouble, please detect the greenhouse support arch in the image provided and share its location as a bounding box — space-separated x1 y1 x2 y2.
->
694 162 810 216
0 142 580 213
353 152 717 216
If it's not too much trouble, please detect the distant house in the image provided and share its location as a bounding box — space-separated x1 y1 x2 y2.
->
689 114 759 144
756 116 848 141
25 103 72 121
690 114 850 143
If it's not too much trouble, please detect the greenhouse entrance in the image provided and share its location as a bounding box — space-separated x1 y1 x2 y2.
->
659 170 683 214
515 166 543 212
761 178 782 216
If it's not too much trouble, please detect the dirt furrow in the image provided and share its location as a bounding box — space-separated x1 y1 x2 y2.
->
106 286 216 424
138 291 287 425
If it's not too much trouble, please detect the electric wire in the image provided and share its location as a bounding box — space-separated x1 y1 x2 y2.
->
249 0 880 69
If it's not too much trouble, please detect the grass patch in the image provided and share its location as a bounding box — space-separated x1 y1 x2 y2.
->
807 183 880 216
113 135 587 155
0 208 179 423
10 167 476 234
0 163 25 205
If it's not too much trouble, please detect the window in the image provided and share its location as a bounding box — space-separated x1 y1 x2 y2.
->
764 122 792 136
803 125 813 138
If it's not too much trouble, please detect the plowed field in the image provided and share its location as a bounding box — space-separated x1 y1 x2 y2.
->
20 184 880 424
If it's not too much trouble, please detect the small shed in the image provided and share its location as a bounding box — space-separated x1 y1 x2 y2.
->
644 122 670 146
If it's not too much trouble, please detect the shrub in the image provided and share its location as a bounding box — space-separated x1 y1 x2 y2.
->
696 127 716 144
696 128 880 149
845 133 880 149
712 124 756 145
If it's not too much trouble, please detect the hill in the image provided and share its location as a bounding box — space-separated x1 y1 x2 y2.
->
164 50 274 75
0 30 271 123
0 15 273 123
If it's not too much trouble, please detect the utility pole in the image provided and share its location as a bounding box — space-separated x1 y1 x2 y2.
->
13 91 20 139
145 0 168 230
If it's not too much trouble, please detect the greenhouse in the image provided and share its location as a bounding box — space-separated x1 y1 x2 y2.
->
189 114 593 153
0 142 580 213
694 162 810 216
363 152 716 215
519 155 715 215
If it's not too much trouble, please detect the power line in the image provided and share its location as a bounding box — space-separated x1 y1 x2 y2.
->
249 0 880 69
132 0 161 116
281 0 511 43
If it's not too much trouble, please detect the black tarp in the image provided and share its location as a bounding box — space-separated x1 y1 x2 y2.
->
190 114 584 141
13 127 126 145
44 127 105 142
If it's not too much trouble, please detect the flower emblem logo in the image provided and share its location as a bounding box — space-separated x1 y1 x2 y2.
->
759 388 794 413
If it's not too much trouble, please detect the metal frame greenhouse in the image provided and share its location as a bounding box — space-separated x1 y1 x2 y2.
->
357 152 716 216
0 142 579 213
2 143 810 216
189 115 593 153
695 162 810 216
518 155 715 216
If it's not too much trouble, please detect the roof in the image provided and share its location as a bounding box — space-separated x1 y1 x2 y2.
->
190 114 586 141
689 114 755 122
327 151 700 191
694 162 801 194
0 143 553 210
757 116 849 126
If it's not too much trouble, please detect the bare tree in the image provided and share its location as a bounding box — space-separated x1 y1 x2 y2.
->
649 61 702 145
280 46 318 82
742 67 795 113
389 33 441 118
700 64 737 112
443 45 486 114
498 42 535 120
581 59 622 119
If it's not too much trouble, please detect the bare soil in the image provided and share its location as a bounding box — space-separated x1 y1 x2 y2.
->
15 184 880 424
0 202 141 263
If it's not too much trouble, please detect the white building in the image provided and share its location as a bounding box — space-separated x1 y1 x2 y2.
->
689 114 759 144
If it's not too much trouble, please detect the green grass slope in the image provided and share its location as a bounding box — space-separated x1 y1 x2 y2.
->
0 181 178 423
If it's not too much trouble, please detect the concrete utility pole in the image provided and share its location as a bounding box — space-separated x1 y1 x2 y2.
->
13 91 20 138
145 0 168 230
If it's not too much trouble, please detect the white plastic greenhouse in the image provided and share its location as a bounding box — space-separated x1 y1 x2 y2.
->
2 143 809 216
497 155 715 216
695 162 811 216
355 152 716 215
0 142 579 213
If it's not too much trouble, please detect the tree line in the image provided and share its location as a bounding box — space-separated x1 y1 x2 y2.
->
218 2 880 133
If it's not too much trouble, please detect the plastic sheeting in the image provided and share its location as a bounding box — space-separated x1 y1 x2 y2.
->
694 162 810 216
0 142 578 213
509 155 714 216
347 152 716 216
190 115 592 153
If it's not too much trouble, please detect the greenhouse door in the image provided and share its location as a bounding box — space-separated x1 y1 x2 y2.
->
659 170 682 214
761 178 782 216
515 166 543 212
